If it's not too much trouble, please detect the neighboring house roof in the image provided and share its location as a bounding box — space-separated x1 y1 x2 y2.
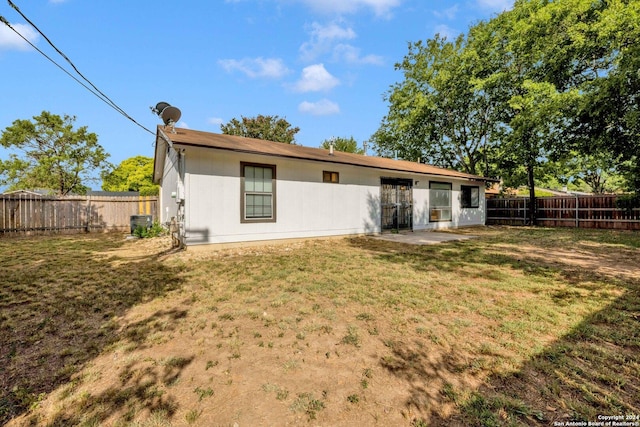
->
485 183 502 197
2 189 50 196
87 191 140 197
154 126 497 184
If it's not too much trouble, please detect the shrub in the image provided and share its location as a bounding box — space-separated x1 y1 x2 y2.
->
133 221 166 238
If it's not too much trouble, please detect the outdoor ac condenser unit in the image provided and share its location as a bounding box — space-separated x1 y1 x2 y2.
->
130 215 153 234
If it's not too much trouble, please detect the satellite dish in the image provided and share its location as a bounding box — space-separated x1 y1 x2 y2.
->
155 102 171 113
151 101 181 126
160 106 181 126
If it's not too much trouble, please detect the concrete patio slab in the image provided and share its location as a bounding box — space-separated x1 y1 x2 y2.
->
371 231 477 245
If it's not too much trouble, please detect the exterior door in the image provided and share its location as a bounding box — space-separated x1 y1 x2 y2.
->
381 178 413 231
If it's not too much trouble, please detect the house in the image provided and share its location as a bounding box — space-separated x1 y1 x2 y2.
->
87 191 141 197
152 126 496 248
2 189 51 196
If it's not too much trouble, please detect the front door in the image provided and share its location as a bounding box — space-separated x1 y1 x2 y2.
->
381 178 413 231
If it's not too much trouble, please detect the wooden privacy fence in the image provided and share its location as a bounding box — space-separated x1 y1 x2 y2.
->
486 195 640 230
0 193 158 235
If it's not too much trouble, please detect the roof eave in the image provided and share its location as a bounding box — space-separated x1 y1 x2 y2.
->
171 140 497 183
152 127 171 184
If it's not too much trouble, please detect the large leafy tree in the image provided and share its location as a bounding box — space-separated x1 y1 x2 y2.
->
319 136 364 154
372 35 498 176
0 111 110 195
375 0 639 222
479 0 638 214
538 152 627 194
220 114 300 144
572 152 627 194
567 0 640 192
101 155 159 196
480 0 609 218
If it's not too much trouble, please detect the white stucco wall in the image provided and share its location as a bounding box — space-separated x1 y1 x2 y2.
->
412 180 486 230
452 182 487 228
169 145 485 246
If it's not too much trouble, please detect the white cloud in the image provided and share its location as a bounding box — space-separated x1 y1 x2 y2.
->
433 24 458 41
299 21 383 65
292 0 401 17
332 44 384 65
207 117 224 126
177 121 190 129
433 4 459 20
300 21 356 62
298 99 340 116
218 57 290 79
310 21 356 41
0 23 39 51
477 0 512 12
291 64 339 93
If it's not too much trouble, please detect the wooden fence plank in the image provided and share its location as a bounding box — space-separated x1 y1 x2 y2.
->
0 194 158 236
487 195 640 230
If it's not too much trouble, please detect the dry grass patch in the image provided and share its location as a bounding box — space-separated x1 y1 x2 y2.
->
1 227 639 426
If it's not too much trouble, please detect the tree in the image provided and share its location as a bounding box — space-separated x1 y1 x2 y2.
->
220 114 300 144
479 0 638 216
373 0 639 209
372 34 498 176
546 149 629 194
319 136 364 154
460 4 569 221
101 156 159 196
567 0 640 193
574 153 627 194
0 111 110 195
497 78 579 220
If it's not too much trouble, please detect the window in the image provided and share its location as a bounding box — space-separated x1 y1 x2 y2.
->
429 182 452 222
241 162 276 222
323 171 339 183
461 185 480 208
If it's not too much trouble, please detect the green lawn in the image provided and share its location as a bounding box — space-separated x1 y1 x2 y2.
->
1 227 638 426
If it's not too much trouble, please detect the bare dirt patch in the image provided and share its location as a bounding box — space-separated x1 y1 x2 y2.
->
450 226 640 281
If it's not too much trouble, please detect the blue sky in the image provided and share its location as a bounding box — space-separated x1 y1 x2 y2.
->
0 0 511 188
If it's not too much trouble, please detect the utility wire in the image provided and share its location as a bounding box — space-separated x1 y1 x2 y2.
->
7 0 128 119
4 1 155 135
0 16 119 116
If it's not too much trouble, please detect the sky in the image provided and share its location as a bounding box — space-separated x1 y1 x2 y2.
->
0 0 511 189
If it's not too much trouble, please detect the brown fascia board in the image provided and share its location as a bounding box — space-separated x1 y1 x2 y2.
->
152 130 167 184
156 126 498 183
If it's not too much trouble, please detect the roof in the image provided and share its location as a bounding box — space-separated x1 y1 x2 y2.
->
87 191 140 197
154 126 497 183
2 189 51 196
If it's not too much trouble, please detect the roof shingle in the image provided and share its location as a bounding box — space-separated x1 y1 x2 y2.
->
156 126 496 182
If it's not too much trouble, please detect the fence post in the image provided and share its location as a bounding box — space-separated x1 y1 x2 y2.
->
85 195 91 232
575 194 579 228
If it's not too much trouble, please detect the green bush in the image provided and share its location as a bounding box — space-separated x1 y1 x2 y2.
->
133 221 165 238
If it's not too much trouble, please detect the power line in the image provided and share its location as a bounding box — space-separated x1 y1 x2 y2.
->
3 2 155 135
0 16 125 122
7 0 132 122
